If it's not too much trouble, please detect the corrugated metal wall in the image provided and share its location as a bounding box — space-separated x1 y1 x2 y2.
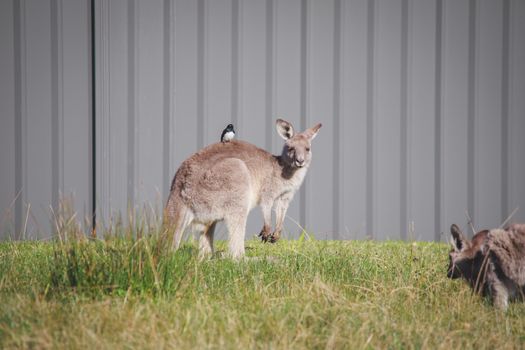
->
0 0 92 239
1 0 525 241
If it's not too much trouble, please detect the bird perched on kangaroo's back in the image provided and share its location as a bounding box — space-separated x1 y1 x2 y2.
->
164 118 322 259
221 124 235 143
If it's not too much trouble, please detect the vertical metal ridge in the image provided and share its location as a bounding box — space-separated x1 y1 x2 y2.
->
169 0 177 186
98 0 110 222
231 0 241 131
434 0 443 241
59 0 64 207
299 0 309 230
400 0 409 240
22 0 27 237
163 0 171 202
51 0 64 215
13 0 23 238
127 0 136 211
501 0 510 222
366 0 375 238
51 0 58 214
300 0 308 132
333 0 342 239
265 0 274 151
197 0 205 149
89 0 96 230
467 0 477 232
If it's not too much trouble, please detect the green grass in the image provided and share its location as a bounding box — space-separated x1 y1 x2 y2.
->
1 235 524 349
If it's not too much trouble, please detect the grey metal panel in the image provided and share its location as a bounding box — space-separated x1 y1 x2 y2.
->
475 0 503 230
509 0 525 223
3 0 525 241
172 0 199 169
95 0 134 224
135 0 165 208
307 0 335 239
409 0 437 241
24 0 53 238
240 0 268 150
240 0 269 236
61 0 91 225
341 0 368 239
441 0 470 234
96 0 121 220
0 0 16 237
163 0 174 201
202 0 234 240
205 0 233 146
274 0 303 238
374 0 403 239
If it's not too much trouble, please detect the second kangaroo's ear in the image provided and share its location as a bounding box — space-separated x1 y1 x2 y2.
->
276 119 295 140
304 123 322 140
450 224 467 252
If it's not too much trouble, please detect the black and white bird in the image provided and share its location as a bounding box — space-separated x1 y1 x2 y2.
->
221 124 235 143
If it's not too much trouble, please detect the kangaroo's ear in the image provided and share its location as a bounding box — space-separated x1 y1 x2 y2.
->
450 224 467 251
276 119 295 140
304 123 322 140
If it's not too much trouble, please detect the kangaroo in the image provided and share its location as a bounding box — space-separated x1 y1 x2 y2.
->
164 119 322 259
447 223 525 310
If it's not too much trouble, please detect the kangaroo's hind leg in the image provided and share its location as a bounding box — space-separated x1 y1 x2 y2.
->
199 221 217 258
225 214 248 259
199 157 252 259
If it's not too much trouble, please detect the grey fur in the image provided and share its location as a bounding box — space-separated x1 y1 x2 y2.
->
448 223 525 310
164 119 322 259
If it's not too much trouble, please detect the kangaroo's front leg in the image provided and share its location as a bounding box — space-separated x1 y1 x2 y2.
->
259 201 273 242
269 193 292 243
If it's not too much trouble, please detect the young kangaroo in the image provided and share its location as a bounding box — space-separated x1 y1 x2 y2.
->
164 119 322 259
448 223 525 310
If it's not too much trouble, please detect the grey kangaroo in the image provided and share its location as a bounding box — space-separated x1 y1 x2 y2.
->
164 119 322 259
448 223 525 310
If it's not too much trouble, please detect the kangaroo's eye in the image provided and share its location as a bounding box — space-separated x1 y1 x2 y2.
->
288 147 295 153
306 147 310 152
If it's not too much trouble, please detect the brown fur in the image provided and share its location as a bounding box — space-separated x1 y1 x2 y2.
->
448 223 525 310
164 119 322 258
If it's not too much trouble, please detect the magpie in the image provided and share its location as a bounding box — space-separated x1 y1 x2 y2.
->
221 124 235 143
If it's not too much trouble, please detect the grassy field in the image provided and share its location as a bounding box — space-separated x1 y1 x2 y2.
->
1 233 525 349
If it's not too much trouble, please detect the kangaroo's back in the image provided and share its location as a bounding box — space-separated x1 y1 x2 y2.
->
171 140 274 198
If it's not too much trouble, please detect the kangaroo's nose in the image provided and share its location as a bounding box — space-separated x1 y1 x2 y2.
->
296 159 305 166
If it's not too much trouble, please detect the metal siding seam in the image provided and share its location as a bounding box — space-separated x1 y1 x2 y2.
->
163 0 172 202
90 0 95 230
333 0 342 239
400 0 409 240
467 0 477 233
197 0 205 149
265 0 274 152
97 0 110 222
434 0 443 241
231 0 241 132
501 0 510 222
366 0 375 238
169 0 177 188
127 0 136 213
51 0 64 216
13 0 24 238
299 0 310 232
